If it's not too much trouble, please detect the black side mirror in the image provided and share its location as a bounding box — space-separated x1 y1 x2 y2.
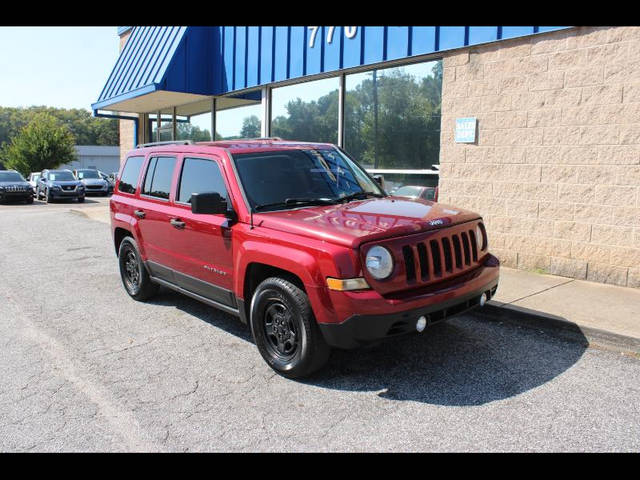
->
191 192 228 215
373 174 385 189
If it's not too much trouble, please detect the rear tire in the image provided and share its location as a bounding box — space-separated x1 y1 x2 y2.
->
250 277 330 379
118 236 159 301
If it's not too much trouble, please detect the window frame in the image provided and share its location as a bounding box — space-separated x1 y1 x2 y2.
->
116 155 146 196
174 155 232 210
139 155 177 202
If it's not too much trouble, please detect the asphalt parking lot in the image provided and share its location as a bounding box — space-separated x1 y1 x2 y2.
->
1 198 639 452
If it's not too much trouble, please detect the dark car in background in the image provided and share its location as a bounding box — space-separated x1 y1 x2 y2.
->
73 168 110 196
393 185 439 202
37 169 85 203
0 170 33 204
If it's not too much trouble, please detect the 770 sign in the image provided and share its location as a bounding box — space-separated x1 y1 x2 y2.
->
308 27 358 48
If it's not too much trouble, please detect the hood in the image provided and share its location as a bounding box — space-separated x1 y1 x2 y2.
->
253 196 481 248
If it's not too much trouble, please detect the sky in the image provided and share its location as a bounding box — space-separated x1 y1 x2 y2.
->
0 27 435 137
0 27 120 110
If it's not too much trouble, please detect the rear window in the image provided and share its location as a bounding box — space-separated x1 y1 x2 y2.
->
142 157 176 200
118 156 144 194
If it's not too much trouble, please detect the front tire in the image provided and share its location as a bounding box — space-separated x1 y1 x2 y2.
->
77 196 85 203
250 277 330 379
118 236 159 301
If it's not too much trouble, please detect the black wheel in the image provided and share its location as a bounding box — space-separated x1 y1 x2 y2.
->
45 188 53 204
118 236 159 301
25 196 33 204
250 277 330 379
77 196 85 203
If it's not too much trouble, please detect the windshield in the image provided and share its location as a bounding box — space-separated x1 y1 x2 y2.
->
49 171 75 181
0 172 26 182
233 148 384 211
77 170 100 179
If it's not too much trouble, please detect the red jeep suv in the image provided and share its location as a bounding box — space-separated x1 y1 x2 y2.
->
111 139 499 378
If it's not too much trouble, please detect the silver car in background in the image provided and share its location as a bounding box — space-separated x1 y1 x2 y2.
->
73 169 110 196
28 172 41 196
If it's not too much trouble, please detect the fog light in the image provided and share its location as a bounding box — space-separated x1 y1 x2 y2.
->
479 292 487 307
416 316 427 332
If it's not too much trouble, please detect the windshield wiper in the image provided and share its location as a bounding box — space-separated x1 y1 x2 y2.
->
337 191 386 203
254 197 338 212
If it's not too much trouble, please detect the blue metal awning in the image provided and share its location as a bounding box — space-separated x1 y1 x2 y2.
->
92 26 215 114
94 26 571 114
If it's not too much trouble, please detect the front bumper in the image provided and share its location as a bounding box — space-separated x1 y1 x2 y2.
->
51 190 83 199
317 255 500 349
84 185 108 194
0 191 32 201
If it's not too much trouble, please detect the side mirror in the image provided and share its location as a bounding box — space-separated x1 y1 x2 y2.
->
373 174 385 189
191 192 228 215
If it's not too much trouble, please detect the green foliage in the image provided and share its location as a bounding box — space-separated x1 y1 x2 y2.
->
240 115 261 139
175 122 212 142
271 62 442 170
0 106 119 149
2 113 76 176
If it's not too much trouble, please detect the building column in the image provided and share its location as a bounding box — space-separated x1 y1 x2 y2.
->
172 107 177 140
211 97 217 141
338 73 345 147
261 86 271 138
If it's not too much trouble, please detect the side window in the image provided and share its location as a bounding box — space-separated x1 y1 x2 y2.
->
118 156 144 195
177 157 228 204
142 156 176 200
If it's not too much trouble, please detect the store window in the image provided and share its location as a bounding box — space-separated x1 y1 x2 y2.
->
216 103 262 140
344 60 442 191
151 116 173 142
271 77 339 143
178 111 213 141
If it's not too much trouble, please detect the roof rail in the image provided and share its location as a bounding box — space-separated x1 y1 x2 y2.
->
136 140 194 148
206 137 283 142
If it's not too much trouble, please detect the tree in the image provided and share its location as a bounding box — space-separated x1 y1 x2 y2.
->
175 123 211 142
2 113 76 176
240 115 261 138
0 106 119 149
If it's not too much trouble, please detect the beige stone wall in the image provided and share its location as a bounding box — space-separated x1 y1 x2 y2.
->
439 26 640 288
118 29 137 163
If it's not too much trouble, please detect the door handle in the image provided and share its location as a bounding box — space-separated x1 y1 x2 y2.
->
134 209 145 219
170 218 186 229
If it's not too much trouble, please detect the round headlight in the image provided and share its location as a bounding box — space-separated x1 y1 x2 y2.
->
365 246 394 280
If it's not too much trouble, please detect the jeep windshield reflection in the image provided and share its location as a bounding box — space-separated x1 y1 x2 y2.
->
233 148 385 212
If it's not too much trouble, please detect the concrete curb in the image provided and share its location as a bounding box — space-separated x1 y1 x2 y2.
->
478 301 640 355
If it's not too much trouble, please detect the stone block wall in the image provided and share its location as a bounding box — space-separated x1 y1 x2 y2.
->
439 26 640 287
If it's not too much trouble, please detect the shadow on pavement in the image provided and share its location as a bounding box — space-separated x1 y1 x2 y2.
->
149 288 588 406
